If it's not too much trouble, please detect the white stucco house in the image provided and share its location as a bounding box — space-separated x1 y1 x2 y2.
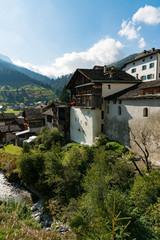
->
122 48 160 82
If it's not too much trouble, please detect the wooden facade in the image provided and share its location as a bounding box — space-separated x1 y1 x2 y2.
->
69 72 102 108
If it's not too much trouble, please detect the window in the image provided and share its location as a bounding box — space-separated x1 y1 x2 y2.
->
101 111 104 120
47 115 52 123
133 62 135 65
101 124 104 133
150 56 153 59
143 108 148 117
85 121 87 126
131 68 136 73
142 65 146 70
149 62 154 68
118 106 121 115
141 75 146 80
142 59 145 62
108 84 111 89
107 105 109 113
147 74 154 80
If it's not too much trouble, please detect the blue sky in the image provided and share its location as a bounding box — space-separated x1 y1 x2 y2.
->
0 0 160 77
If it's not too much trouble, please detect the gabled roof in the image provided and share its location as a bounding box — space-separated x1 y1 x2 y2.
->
23 108 44 120
0 113 16 120
67 67 141 89
104 80 160 100
43 108 54 116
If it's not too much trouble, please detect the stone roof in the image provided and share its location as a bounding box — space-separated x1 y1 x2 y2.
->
104 80 160 100
0 113 16 120
23 108 44 120
14 118 24 125
67 67 141 89
0 125 21 133
43 108 54 116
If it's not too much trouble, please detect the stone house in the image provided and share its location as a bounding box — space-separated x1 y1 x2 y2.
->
0 113 25 144
43 102 70 139
22 108 44 135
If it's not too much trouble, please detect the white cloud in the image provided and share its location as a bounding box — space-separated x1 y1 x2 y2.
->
12 37 124 77
118 20 139 40
132 5 160 25
138 38 146 48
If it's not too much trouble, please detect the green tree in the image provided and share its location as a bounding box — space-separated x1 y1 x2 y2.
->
60 85 70 102
18 152 45 187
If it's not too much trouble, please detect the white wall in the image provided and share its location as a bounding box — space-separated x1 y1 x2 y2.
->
70 107 101 145
30 127 41 135
123 53 158 81
105 99 160 163
44 115 52 131
102 83 135 98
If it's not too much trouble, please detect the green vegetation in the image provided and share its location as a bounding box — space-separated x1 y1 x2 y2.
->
0 84 57 104
0 199 74 240
0 132 160 239
2 144 22 155
4 108 20 114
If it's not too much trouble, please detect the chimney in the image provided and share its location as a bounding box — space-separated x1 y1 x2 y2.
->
136 73 139 80
151 47 155 52
104 65 107 73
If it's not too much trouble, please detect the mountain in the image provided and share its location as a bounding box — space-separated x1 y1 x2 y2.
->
50 74 73 98
0 56 50 83
0 54 13 64
108 53 138 68
0 58 56 104
0 60 51 89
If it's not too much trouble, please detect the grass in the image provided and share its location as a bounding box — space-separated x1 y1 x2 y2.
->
0 201 76 240
1 144 22 156
4 108 21 114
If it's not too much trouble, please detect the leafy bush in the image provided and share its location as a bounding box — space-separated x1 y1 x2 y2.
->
22 142 30 153
131 170 160 211
18 152 45 186
106 141 128 154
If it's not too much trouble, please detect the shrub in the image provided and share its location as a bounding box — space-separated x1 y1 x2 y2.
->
22 142 30 153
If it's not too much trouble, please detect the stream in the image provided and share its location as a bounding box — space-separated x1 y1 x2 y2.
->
0 171 69 233
0 171 32 202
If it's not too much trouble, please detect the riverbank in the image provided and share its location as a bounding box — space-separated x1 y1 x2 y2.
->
0 171 32 202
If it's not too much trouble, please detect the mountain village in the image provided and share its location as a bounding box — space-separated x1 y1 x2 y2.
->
1 47 160 164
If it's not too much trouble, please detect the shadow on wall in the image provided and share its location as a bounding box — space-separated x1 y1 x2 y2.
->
104 103 133 147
